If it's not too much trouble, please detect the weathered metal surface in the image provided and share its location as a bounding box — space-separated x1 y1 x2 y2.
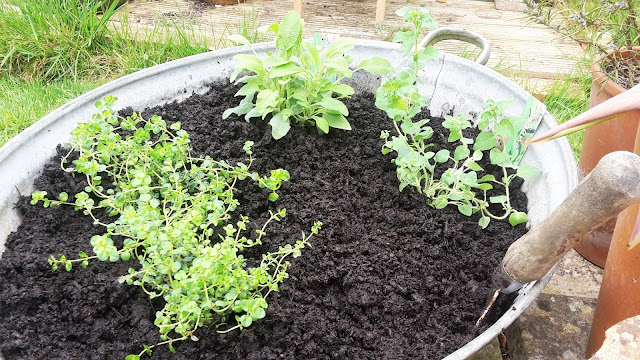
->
0 40 578 360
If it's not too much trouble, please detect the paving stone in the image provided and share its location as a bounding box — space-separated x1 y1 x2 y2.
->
504 250 602 359
470 337 503 360
545 250 603 299
591 315 640 359
494 0 526 11
505 293 596 359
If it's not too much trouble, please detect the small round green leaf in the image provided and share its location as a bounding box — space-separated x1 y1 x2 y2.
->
495 118 515 139
435 150 450 163
253 307 266 320
241 315 253 328
269 113 291 139
359 57 393 75
467 161 483 172
457 203 473 216
478 216 490 229
516 164 540 179
489 148 510 166
434 196 448 209
473 132 497 151
509 211 528 226
454 145 470 162
121 252 131 261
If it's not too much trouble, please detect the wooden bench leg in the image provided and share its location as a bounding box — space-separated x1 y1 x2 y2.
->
375 0 386 23
294 0 303 17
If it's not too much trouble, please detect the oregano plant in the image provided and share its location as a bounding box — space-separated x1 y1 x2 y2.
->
223 10 393 139
376 7 539 228
31 96 321 359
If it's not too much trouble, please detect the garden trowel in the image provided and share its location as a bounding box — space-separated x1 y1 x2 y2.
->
479 151 640 325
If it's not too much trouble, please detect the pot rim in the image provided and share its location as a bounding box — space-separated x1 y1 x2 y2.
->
591 46 640 96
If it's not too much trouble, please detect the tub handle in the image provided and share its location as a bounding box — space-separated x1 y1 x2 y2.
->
418 27 491 66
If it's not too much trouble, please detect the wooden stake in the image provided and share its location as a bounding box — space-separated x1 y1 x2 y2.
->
294 0 303 18
375 0 386 23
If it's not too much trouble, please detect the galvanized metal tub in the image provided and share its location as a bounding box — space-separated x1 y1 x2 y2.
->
0 40 578 359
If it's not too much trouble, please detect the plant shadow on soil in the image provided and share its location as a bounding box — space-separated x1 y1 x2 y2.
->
0 81 527 359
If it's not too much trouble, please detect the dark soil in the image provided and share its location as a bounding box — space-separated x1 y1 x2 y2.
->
0 81 528 360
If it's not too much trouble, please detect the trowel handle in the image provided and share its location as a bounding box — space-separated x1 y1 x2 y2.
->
496 151 640 292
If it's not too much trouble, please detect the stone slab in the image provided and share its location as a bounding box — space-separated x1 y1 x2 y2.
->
505 293 596 359
504 250 603 359
591 315 640 359
494 0 527 12
545 250 603 299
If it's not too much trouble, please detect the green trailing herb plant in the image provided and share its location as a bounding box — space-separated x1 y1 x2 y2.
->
376 7 539 228
223 10 393 139
31 96 321 359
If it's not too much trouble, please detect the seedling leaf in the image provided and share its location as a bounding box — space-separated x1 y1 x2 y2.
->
269 113 291 139
319 98 349 116
435 149 450 163
324 113 351 130
228 34 251 46
516 164 540 178
473 132 497 151
359 57 393 75
509 212 528 226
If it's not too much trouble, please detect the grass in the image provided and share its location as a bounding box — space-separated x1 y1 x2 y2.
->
106 11 216 76
538 58 593 160
0 0 269 147
0 0 269 79
0 0 238 80
0 0 214 146
492 53 591 160
0 0 119 80
236 6 271 44
0 76 104 145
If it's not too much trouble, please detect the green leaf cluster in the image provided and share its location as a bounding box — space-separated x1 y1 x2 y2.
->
375 7 538 228
32 96 322 358
224 11 393 139
374 7 438 123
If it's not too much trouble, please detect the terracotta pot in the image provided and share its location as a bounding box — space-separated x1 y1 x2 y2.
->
585 128 640 357
201 0 244 5
573 46 640 268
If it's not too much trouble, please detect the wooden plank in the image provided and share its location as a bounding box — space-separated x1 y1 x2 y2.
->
376 0 386 23
293 0 302 17
117 0 584 84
